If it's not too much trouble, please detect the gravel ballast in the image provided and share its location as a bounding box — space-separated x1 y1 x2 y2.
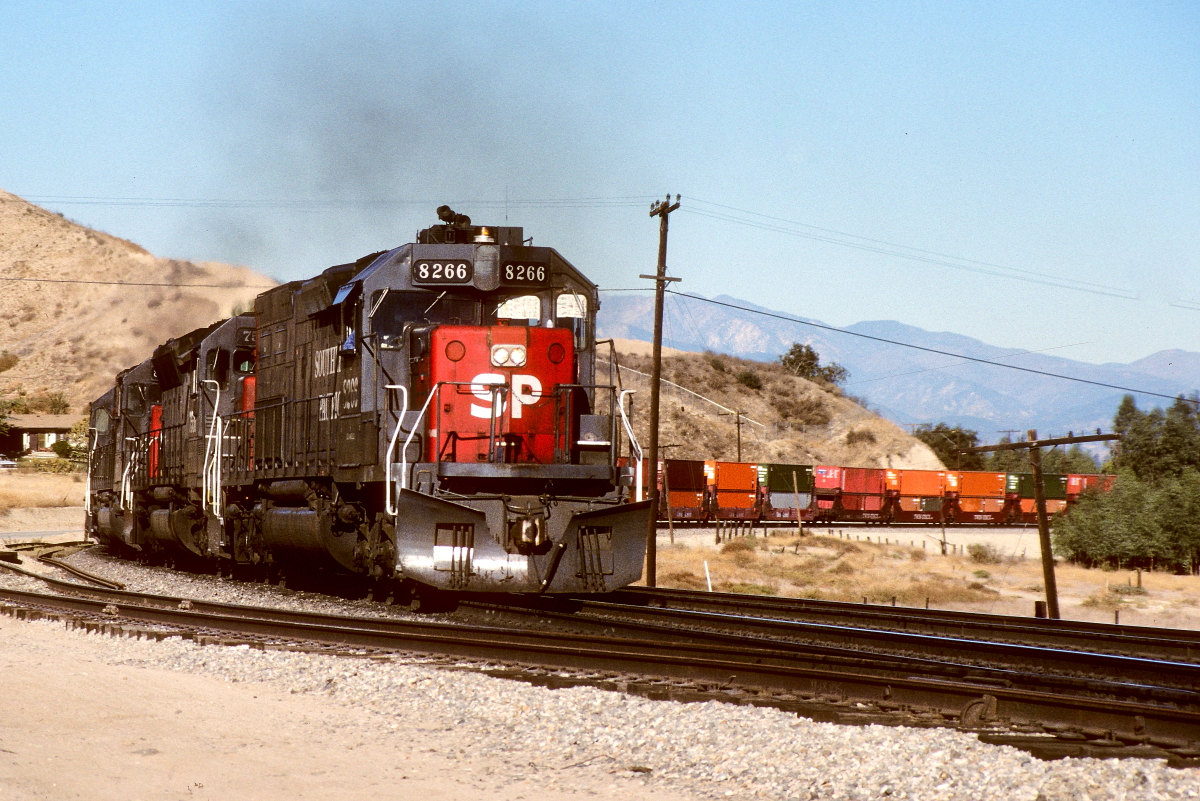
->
3 550 1200 798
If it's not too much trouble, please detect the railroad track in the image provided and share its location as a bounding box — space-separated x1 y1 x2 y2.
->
2 565 1200 763
604 586 1200 663
468 596 1200 697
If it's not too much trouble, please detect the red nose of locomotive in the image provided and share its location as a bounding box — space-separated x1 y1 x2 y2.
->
425 325 575 464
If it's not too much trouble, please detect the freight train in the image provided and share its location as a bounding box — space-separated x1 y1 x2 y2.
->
641 458 1114 526
86 207 651 601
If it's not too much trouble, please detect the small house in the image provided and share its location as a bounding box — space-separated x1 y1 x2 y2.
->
0 414 79 458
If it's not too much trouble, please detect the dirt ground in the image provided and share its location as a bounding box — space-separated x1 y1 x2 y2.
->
652 525 1200 630
0 620 698 801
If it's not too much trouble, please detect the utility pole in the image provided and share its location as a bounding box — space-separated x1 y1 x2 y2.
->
719 410 744 462
640 193 681 587
959 429 1119 620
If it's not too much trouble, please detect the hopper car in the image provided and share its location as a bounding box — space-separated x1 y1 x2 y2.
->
636 458 1113 527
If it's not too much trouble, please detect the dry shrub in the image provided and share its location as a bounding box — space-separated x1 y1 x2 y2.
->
860 575 1000 606
808 535 860 556
729 549 757 568
909 548 927 561
0 352 18 374
827 560 855 575
735 370 762 390
719 582 777 596
720 538 755 554
845 428 877 446
662 570 707 590
1081 593 1123 610
967 543 1004 564
770 393 831 427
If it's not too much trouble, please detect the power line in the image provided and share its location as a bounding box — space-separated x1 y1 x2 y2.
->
842 341 1093 387
0 277 276 288
612 289 1196 406
3 194 653 210
682 197 1137 300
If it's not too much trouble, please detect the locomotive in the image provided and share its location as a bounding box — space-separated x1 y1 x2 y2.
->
86 207 651 599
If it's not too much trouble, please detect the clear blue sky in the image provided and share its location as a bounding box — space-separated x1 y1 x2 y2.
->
1 1 1196 365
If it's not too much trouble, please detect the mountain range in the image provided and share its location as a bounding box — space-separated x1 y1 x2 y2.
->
596 293 1200 443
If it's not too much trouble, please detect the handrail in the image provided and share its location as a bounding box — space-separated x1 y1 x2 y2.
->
392 379 635 506
400 388 443 492
119 436 142 513
84 427 96 518
398 380 510 494
200 380 223 523
617 389 643 502
384 384 407 515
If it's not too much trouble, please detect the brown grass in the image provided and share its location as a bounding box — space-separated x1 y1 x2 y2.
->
0 472 85 515
652 527 1200 630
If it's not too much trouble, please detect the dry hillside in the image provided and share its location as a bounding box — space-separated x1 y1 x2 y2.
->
607 339 943 469
0 189 274 412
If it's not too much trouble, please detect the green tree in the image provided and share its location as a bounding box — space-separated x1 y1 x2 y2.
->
1042 444 1101 475
984 435 1030 473
778 343 848 387
913 423 985 470
1111 394 1200 481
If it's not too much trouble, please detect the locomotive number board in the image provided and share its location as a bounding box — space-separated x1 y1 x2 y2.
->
412 260 474 284
500 261 549 286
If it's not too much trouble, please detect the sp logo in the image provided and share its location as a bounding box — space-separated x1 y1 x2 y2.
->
469 373 543 419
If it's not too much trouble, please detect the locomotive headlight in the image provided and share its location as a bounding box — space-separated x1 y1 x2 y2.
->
491 344 527 367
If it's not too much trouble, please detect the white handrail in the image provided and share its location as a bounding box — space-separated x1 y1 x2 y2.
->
384 384 408 516
119 436 141 512
400 388 442 492
396 380 506 497
201 380 223 522
84 427 96 518
617 389 644 502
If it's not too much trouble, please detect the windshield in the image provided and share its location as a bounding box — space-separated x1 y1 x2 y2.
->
372 291 479 330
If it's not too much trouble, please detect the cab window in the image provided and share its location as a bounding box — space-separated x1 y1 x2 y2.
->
492 294 542 327
372 291 480 349
206 349 231 391
233 348 255 374
555 291 589 349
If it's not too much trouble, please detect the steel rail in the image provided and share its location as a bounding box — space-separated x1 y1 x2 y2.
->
3 564 1193 709
36 556 126 590
462 599 1200 707
0 553 125 591
606 586 1200 662
3 584 1200 751
8 557 1200 698
566 599 1200 692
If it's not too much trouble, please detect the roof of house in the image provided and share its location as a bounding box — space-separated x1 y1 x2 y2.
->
4 414 82 431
